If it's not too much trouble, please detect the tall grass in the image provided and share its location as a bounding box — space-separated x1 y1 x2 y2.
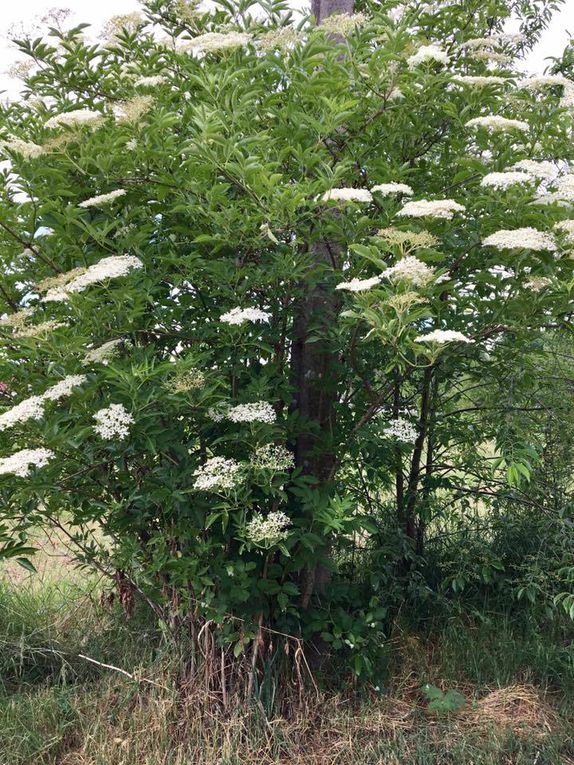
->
0 577 573 765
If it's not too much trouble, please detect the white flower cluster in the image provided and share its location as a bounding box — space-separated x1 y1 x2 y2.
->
0 137 45 159
407 44 449 68
93 403 134 440
383 418 418 444
45 109 105 129
219 307 270 325
252 443 294 471
258 26 301 50
518 75 571 92
465 116 529 133
318 12 366 35
193 456 242 491
383 256 435 287
83 339 125 366
0 307 35 329
554 219 574 242
244 511 290 545
227 401 276 424
547 174 574 202
482 228 557 252
0 375 87 431
415 329 472 344
371 182 414 196
43 255 143 302
480 171 534 189
451 75 508 87
79 189 126 208
0 448 54 478
511 160 556 180
460 34 524 51
42 375 88 402
184 31 251 52
560 87 574 109
14 320 66 339
321 188 372 204
523 276 552 291
396 199 465 220
335 275 381 292
134 75 168 87
168 368 206 393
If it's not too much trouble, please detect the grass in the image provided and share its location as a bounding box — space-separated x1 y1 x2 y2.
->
1 572 573 765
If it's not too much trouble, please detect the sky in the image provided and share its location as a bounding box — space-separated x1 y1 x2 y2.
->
0 0 572 98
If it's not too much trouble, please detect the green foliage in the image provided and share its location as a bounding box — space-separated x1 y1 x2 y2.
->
0 0 573 680
421 684 466 715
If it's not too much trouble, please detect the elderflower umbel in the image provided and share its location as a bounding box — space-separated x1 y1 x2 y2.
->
371 182 414 196
480 171 534 189
0 448 55 477
42 255 143 302
518 75 571 92
451 75 508 87
560 87 574 109
83 339 125 366
134 75 168 87
383 256 435 287
0 138 45 159
511 160 557 180
183 31 251 53
396 199 465 220
37 267 87 294
193 456 242 491
415 329 472 344
79 189 126 208
0 307 35 330
321 188 372 204
407 44 449 68
321 189 373 203
45 109 105 129
318 12 367 36
168 368 205 393
336 276 381 292
386 292 428 312
41 375 87 402
465 116 529 133
482 228 557 252
377 228 439 249
0 374 86 431
548 174 574 202
227 401 276 424
93 403 134 440
523 276 552 291
114 95 154 123
258 26 301 50
0 396 44 430
252 443 294 471
244 511 290 545
14 320 66 338
383 418 418 443
219 307 270 325
554 219 574 242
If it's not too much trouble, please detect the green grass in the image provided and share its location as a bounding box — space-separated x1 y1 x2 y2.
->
0 577 573 765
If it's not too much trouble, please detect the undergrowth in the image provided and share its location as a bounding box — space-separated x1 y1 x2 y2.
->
1 578 573 765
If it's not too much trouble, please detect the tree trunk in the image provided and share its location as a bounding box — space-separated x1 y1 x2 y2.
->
311 0 355 23
290 0 354 609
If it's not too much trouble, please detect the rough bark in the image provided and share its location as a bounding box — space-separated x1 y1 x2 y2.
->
311 0 355 23
290 0 354 609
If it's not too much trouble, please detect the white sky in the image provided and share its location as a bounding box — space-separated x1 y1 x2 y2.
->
0 0 572 98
